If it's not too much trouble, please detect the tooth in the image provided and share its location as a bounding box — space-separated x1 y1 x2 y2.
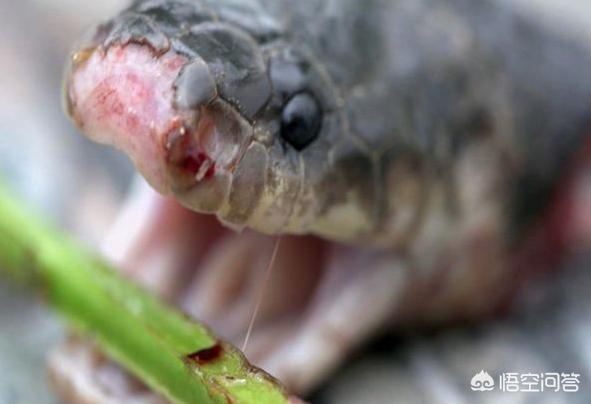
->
195 159 213 181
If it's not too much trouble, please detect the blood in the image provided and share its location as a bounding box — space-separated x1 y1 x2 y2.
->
165 123 216 181
180 152 216 179
186 343 223 365
499 131 591 313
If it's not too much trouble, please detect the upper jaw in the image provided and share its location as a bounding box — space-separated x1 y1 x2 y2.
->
65 40 253 212
65 42 190 195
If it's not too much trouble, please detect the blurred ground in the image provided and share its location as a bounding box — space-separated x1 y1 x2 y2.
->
0 1 590 403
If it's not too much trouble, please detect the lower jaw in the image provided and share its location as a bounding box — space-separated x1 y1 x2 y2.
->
48 136 591 400
101 181 332 352
47 170 587 401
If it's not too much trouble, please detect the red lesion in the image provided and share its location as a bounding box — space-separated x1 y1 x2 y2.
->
69 43 192 192
90 69 155 133
185 343 223 365
179 152 216 179
165 120 216 183
92 80 134 129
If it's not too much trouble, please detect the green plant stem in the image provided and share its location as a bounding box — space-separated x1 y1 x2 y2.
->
0 183 289 404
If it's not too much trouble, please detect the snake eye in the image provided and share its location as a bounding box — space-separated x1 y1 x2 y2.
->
280 93 322 151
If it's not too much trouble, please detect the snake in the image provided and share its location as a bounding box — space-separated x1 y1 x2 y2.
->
55 0 591 401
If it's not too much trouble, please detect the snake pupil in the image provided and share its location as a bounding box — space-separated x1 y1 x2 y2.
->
280 93 322 151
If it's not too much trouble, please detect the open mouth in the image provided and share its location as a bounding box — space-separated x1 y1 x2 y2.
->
62 42 406 397
49 178 401 399
62 39 555 399
102 182 332 391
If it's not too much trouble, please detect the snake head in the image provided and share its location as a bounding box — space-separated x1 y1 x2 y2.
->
65 0 375 241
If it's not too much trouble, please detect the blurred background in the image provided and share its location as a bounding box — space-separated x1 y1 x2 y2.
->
1 0 591 403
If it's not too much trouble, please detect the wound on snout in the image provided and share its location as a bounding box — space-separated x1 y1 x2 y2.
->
186 343 223 365
166 122 216 182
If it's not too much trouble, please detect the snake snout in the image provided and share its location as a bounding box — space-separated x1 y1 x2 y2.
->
65 34 255 217
65 41 189 194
